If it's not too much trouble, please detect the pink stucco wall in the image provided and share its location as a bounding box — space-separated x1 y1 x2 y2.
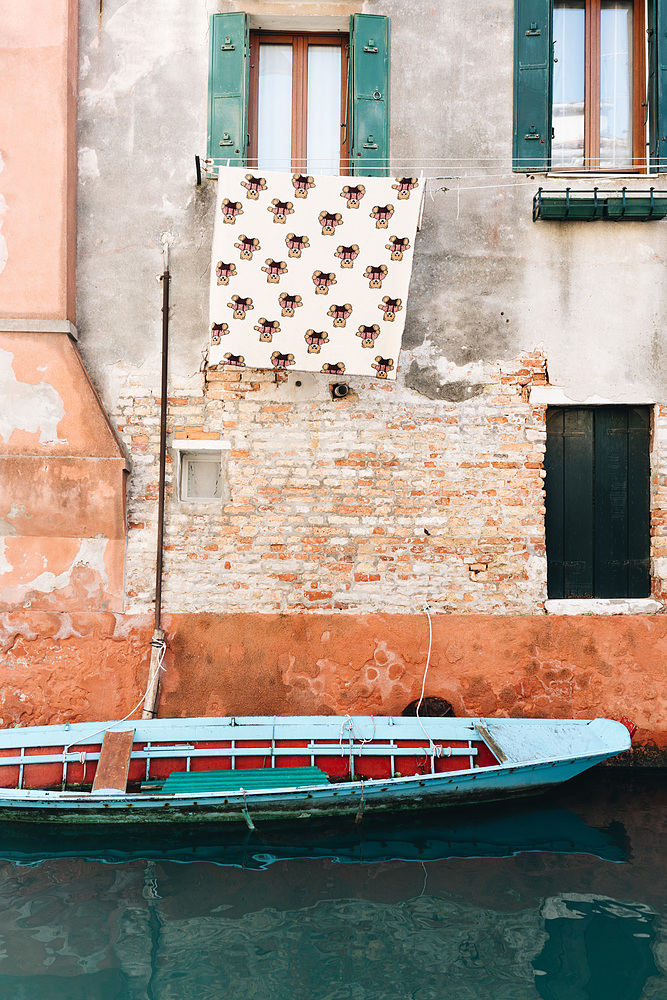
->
0 0 78 320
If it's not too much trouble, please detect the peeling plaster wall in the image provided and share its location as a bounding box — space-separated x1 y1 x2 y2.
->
73 0 667 612
0 334 127 612
76 0 667 410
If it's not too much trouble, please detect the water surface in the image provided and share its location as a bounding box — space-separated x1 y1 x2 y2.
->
0 770 664 1000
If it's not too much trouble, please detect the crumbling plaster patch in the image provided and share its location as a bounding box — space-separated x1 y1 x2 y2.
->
0 539 12 576
0 350 65 445
22 537 110 597
78 147 100 183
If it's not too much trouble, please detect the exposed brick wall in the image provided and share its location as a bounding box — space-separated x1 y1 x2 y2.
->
112 354 667 614
113 354 550 613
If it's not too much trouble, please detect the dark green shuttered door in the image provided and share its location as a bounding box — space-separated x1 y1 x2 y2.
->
513 0 551 172
350 14 390 176
545 407 651 599
207 13 249 166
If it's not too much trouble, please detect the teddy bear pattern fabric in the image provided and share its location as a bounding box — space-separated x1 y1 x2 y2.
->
209 168 423 380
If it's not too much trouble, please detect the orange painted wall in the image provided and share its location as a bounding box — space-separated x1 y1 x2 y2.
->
0 0 78 320
0 333 128 611
0 611 664 764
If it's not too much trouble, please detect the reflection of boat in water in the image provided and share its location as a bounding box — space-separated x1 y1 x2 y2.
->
0 715 632 828
0 798 629 868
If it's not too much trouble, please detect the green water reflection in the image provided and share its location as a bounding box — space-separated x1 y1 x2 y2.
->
0 771 663 1000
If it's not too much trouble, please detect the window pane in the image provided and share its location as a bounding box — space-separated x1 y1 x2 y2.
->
184 457 222 500
258 44 292 172
600 1 633 168
552 3 585 168
307 45 341 176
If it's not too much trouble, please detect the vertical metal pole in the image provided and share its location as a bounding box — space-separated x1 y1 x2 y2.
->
154 241 170 631
142 240 170 720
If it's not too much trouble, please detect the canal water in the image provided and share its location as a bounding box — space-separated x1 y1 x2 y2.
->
0 770 664 1000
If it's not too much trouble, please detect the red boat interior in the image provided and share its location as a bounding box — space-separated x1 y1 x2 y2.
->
0 736 501 793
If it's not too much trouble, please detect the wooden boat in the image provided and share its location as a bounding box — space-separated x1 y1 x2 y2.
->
0 714 632 827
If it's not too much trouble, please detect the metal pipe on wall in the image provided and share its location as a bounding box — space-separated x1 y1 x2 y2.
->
142 235 172 720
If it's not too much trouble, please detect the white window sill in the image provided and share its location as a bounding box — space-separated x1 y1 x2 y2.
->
545 173 659 180
544 598 662 616
531 387 657 405
171 438 231 452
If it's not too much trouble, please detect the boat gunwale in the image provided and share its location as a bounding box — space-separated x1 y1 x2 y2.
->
0 744 628 808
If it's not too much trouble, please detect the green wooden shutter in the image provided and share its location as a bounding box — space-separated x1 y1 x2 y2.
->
648 0 667 171
546 407 650 600
207 13 249 166
545 408 595 599
350 14 390 177
595 407 650 597
513 0 551 172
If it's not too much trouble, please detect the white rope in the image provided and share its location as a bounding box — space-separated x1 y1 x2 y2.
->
338 715 376 757
415 606 436 758
63 640 167 757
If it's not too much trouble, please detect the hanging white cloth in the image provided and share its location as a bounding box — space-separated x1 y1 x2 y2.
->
208 167 423 380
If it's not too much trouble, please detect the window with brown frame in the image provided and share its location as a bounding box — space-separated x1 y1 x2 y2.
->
552 0 646 170
248 32 349 176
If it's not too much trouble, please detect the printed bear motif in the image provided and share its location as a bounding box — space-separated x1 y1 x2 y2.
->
227 294 254 319
221 199 244 223
321 362 346 375
254 318 281 343
340 184 366 209
271 351 296 369
292 174 316 198
210 322 230 345
372 356 394 378
312 270 337 295
285 234 310 258
278 292 303 317
363 264 389 289
385 236 411 261
241 175 267 199
318 211 343 236
261 259 288 284
215 261 237 285
234 235 260 260
391 177 419 200
379 296 402 321
334 244 360 268
356 324 381 348
223 353 245 368
268 199 295 223
327 303 353 328
304 330 329 354
370 204 395 229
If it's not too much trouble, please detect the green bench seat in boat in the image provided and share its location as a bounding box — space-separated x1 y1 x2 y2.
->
159 766 330 795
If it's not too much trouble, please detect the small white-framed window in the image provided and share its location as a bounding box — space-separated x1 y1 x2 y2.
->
171 439 231 504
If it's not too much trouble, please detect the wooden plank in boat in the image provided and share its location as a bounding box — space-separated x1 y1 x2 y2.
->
91 729 135 795
474 724 508 764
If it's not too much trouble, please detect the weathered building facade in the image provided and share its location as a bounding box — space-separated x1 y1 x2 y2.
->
1 0 666 762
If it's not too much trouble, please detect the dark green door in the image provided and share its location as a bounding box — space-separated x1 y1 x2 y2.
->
545 407 651 599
